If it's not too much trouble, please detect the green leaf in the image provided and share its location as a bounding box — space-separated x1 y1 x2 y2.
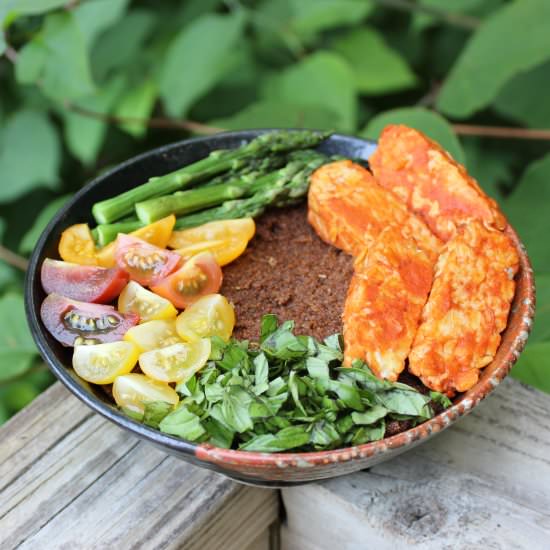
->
261 322 310 360
503 154 550 272
62 75 126 165
494 61 550 129
142 401 173 429
0 381 40 412
262 51 357 131
511 342 550 394
16 12 95 101
362 107 465 164
0 293 37 382
253 353 269 396
90 9 157 81
1 0 66 22
178 0 223 26
0 109 60 202
310 421 341 447
221 385 253 433
462 138 515 200
204 417 234 448
239 425 310 452
377 389 431 417
437 0 550 118
260 314 279 343
351 405 388 425
19 194 71 254
159 11 246 117
73 0 129 47
114 79 157 138
0 32 5 56
288 0 373 38
351 421 385 444
159 406 206 440
331 26 417 95
529 274 550 344
210 100 339 131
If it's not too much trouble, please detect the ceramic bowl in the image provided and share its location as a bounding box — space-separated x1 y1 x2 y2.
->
25 130 536 486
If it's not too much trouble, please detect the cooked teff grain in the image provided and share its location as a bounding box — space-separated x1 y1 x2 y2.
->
221 204 354 342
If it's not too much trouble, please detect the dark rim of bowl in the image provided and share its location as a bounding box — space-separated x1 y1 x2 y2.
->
25 129 536 469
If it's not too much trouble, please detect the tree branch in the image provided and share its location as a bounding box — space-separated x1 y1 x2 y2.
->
64 101 225 135
0 244 29 271
369 0 481 30
453 124 550 141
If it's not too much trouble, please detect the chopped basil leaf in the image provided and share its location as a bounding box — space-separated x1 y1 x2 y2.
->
142 401 174 429
159 406 206 441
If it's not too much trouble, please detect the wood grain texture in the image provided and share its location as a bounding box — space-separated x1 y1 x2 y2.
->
282 378 550 550
0 383 278 550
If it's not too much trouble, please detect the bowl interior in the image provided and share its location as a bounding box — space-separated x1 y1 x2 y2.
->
25 130 535 485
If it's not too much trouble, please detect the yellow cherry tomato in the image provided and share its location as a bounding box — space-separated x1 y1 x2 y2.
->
72 341 139 384
169 218 254 247
59 223 98 265
96 215 176 267
175 237 249 267
176 293 235 342
113 373 179 415
123 319 181 353
139 338 211 383
118 281 177 323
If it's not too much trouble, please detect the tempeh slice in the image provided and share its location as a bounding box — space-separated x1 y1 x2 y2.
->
408 221 519 395
308 160 441 260
343 225 434 381
369 125 506 242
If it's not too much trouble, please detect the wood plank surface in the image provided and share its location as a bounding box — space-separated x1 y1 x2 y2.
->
281 378 550 550
0 383 278 550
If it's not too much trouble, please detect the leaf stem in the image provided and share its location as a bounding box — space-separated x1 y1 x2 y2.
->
0 245 29 271
453 124 550 140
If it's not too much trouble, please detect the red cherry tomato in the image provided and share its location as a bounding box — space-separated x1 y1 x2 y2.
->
150 252 222 309
40 293 139 347
41 259 129 303
115 235 181 286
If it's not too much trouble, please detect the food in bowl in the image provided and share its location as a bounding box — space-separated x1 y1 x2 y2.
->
36 127 519 453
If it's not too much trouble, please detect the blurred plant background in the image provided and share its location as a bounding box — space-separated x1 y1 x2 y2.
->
0 0 549 424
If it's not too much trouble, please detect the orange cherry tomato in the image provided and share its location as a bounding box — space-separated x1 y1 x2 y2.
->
58 224 98 265
150 252 222 309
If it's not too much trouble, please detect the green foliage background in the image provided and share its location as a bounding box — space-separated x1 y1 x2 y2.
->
0 0 549 424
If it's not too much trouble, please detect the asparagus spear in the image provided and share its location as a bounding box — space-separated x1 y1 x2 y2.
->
92 219 144 247
173 154 328 230
135 184 247 224
91 130 331 224
136 150 326 224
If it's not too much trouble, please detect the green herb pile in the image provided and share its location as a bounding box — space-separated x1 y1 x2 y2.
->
129 316 451 452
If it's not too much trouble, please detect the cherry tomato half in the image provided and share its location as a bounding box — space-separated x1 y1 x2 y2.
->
118 281 177 323
73 341 139 384
113 373 179 416
58 223 98 265
175 293 235 342
138 338 211 383
168 218 255 248
123 319 181 353
40 293 139 346
115 235 181 286
150 252 222 309
41 259 128 303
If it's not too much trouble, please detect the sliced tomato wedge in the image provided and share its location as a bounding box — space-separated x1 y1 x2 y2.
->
40 293 139 346
118 281 177 323
41 259 128 303
96 215 176 268
58 223 98 266
150 252 222 309
168 218 255 248
73 341 139 384
115 235 181 286
113 373 179 415
123 320 181 352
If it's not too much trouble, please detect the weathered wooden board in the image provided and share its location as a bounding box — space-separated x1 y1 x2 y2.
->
0 383 278 550
281 378 550 550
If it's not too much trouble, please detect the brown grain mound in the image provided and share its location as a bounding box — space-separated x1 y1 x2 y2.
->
221 204 354 342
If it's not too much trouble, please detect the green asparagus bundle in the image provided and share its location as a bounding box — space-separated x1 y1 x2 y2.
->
173 152 328 230
92 130 330 224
